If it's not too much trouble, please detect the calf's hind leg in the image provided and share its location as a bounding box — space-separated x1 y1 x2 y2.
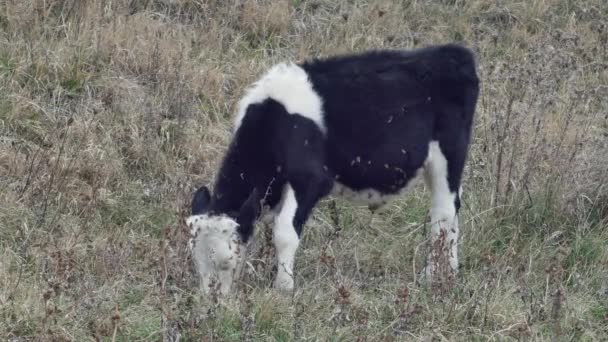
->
423 141 463 280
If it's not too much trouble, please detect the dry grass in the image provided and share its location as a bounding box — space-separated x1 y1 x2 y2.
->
0 0 607 340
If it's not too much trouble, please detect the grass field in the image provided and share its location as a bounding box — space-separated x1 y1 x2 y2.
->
0 0 607 340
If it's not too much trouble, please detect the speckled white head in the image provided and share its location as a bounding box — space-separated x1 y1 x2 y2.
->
187 186 260 295
186 214 245 295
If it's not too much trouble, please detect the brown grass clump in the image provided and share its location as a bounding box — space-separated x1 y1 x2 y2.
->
0 0 607 340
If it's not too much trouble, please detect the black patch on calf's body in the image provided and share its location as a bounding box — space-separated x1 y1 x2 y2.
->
302 44 478 196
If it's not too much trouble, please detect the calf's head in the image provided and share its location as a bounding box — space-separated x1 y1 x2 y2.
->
186 186 260 294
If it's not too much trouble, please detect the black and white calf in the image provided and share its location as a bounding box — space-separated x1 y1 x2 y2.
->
187 44 479 294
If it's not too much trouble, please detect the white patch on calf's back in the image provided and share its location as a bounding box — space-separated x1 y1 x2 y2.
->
234 63 325 133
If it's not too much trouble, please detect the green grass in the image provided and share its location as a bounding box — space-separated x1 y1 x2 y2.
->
0 54 14 75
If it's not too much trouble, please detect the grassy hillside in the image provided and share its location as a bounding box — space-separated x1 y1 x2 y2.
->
0 0 607 340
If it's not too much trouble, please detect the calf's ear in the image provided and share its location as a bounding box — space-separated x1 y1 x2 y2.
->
191 186 211 215
237 188 261 228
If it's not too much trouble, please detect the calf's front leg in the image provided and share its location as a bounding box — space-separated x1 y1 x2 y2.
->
273 173 333 291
